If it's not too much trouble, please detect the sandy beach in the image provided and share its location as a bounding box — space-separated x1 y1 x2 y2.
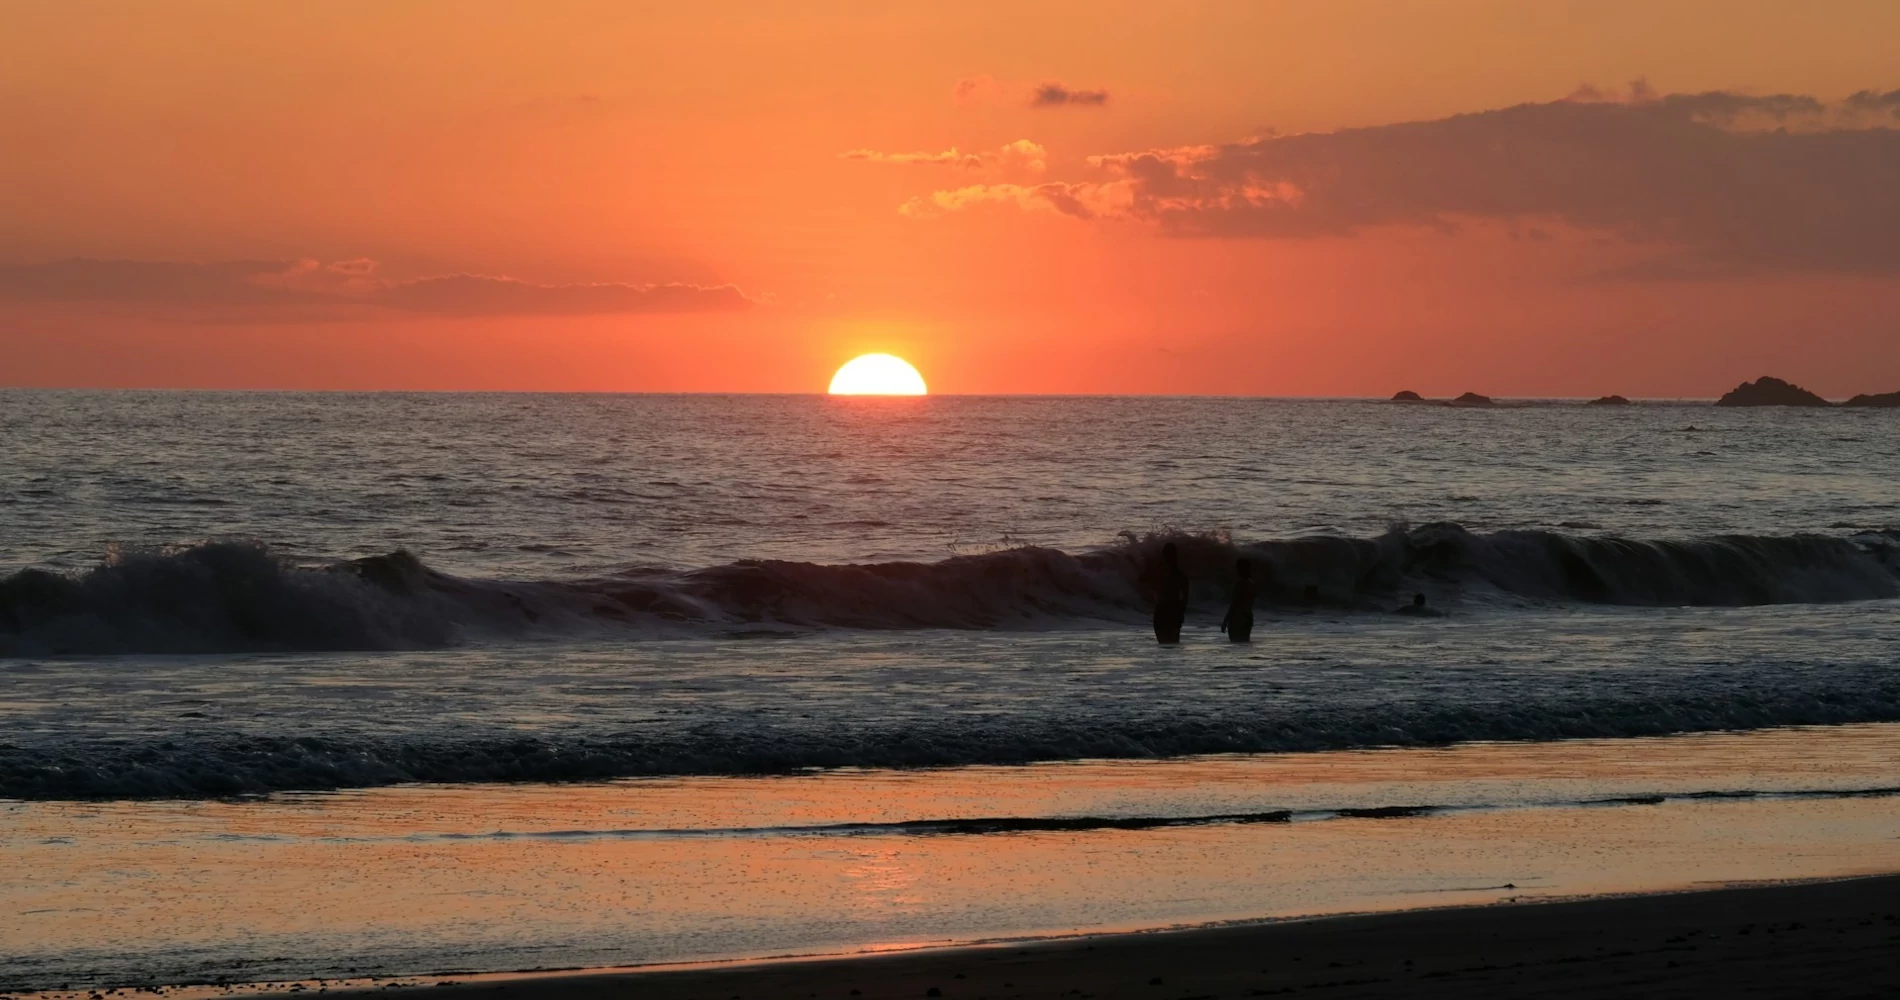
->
10 729 1900 994
339 875 1900 999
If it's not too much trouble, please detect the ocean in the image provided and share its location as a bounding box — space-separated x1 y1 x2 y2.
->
3 391 1899 993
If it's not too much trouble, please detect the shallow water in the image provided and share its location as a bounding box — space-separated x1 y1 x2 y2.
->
6 725 1899 993
6 600 1900 798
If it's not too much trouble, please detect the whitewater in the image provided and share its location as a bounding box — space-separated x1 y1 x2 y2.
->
3 391 1900 801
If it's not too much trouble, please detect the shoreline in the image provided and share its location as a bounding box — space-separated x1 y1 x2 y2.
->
37 874 1880 1000
340 874 1900 998
10 733 1900 997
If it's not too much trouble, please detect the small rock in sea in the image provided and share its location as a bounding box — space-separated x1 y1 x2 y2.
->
1447 391 1495 407
1391 390 1424 401
1714 375 1831 407
1587 395 1631 405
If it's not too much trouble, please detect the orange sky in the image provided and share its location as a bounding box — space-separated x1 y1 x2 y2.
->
3 0 1898 396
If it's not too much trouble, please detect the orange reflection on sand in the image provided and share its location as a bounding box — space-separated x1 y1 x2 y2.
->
4 725 1900 992
840 846 927 912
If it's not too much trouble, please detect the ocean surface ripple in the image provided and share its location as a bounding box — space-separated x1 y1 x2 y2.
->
3 392 1899 800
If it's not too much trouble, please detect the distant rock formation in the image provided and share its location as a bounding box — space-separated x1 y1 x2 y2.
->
1446 392 1495 407
1588 395 1632 406
1843 391 1900 408
1391 390 1424 401
1714 376 1831 407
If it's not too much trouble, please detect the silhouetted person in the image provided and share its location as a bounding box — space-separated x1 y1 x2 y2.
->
1152 542 1188 644
1221 558 1255 642
1395 592 1443 617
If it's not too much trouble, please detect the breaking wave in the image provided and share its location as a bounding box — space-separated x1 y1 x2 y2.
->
8 675 1900 798
2 523 1898 655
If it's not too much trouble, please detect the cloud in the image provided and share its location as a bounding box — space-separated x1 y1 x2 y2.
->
0 259 755 315
0 259 328 306
842 139 1046 173
899 182 1116 219
374 273 751 315
1563 77 1660 105
1029 83 1109 108
901 184 1046 217
951 76 1110 108
1845 87 1900 118
904 87 1900 275
952 75 1000 104
992 139 1050 173
842 148 986 169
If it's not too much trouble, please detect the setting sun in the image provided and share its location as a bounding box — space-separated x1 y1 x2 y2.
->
828 354 927 395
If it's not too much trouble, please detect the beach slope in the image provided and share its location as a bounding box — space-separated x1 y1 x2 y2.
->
361 875 1900 999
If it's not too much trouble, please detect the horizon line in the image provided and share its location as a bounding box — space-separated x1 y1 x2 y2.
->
0 385 1745 401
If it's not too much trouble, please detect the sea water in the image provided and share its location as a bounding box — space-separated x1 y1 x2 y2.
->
2 392 1898 991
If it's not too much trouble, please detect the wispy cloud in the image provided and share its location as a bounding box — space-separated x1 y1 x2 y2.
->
902 86 1900 275
1844 86 1900 118
842 148 986 169
950 76 1111 109
1028 83 1109 108
842 139 1046 173
951 75 1000 105
900 182 1110 219
0 259 755 315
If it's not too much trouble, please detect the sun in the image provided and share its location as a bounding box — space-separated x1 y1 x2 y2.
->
828 353 928 395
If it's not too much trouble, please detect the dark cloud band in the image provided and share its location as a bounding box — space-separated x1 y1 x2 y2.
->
910 87 1900 276
0 259 755 315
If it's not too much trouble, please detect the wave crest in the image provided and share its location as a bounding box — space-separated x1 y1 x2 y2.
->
2 525 1896 655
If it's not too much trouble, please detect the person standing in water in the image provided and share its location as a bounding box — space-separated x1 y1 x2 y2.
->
1152 542 1189 644
1395 592 1444 617
1221 558 1255 642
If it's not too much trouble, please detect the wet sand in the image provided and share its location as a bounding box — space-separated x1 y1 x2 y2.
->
13 731 1900 994
366 875 1900 1000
